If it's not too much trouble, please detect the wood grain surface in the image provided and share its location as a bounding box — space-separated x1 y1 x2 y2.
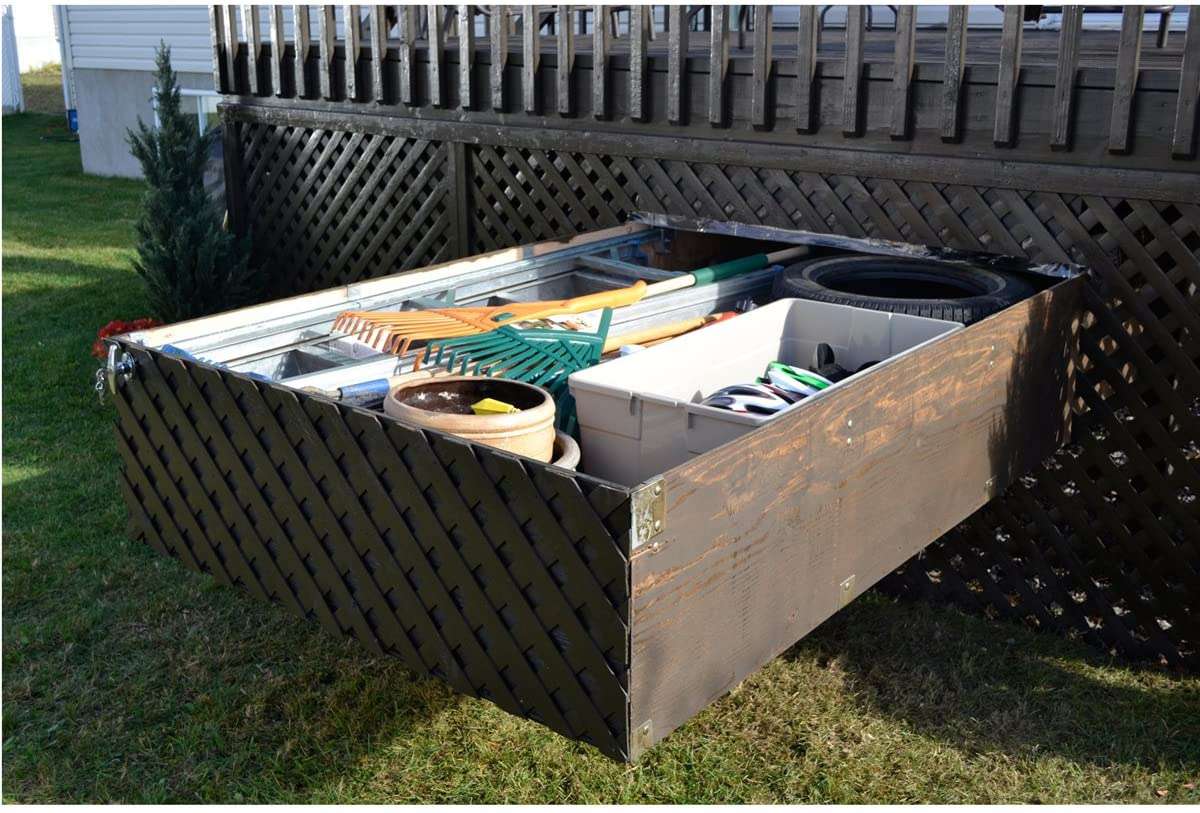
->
628 277 1084 757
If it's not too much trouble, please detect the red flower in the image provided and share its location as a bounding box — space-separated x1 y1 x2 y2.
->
92 318 161 359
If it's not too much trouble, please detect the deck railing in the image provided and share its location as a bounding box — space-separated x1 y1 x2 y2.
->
209 5 1199 161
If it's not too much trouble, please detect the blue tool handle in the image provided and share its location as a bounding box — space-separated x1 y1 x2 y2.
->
160 343 199 361
338 378 392 405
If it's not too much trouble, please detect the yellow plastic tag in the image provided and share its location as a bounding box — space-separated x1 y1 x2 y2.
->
471 397 520 415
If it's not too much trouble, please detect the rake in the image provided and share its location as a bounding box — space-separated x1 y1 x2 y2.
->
332 247 808 356
422 310 616 433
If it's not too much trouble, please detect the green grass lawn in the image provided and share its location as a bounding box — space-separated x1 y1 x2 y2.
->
19 64 67 116
3 109 1199 803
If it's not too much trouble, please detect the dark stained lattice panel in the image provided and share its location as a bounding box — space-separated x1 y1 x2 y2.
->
112 344 633 759
464 146 1198 667
221 121 1199 666
239 122 457 296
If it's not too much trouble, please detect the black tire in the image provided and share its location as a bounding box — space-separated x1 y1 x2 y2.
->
772 255 1037 325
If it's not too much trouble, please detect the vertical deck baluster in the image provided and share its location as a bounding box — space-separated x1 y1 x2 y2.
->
1050 5 1082 150
842 5 864 136
491 6 508 111
209 6 228 93
751 6 773 128
397 6 416 105
460 5 475 109
993 5 1023 146
244 5 264 95
523 4 539 113
593 5 609 119
224 5 240 93
268 5 285 96
796 6 819 132
1108 7 1144 154
940 5 969 142
707 5 729 127
318 5 335 99
630 5 648 121
890 5 916 139
557 5 574 115
371 5 389 103
428 4 445 106
344 6 361 101
293 6 312 97
667 5 688 125
1171 12 1200 158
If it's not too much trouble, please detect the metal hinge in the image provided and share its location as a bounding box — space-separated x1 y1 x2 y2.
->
631 477 665 550
630 718 654 759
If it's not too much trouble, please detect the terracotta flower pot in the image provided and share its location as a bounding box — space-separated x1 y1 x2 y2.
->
384 376 556 462
551 430 581 470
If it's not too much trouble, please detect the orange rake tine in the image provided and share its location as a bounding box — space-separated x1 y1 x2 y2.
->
331 281 651 354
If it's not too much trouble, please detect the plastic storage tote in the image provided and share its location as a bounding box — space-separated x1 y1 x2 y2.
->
568 298 962 486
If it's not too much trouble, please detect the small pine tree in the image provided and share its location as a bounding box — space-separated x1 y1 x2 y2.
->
127 43 260 323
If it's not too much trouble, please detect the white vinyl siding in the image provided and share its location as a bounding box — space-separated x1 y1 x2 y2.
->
62 5 213 74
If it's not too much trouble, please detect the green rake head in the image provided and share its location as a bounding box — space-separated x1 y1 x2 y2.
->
423 310 614 434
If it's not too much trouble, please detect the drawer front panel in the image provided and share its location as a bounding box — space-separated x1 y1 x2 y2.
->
113 344 634 759
629 277 1084 756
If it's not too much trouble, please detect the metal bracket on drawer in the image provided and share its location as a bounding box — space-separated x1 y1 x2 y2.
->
96 343 135 404
632 478 666 550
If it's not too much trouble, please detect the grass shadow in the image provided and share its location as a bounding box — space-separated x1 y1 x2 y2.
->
783 593 1200 774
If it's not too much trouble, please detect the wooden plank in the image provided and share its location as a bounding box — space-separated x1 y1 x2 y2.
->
292 5 312 98
228 99 1200 203
628 277 1084 758
630 5 648 121
1050 5 1082 150
343 6 361 102
223 5 240 94
522 4 539 114
243 5 263 95
750 6 772 129
842 5 864 136
318 5 335 100
490 5 508 111
556 5 574 115
940 5 969 143
1171 12 1200 158
221 117 247 235
1108 7 1144 154
371 5 389 103
593 4 608 119
889 5 916 140
428 4 445 107
208 5 227 94
706 5 728 127
398 5 417 105
795 6 819 133
268 4 285 97
666 6 688 125
993 5 1024 147
459 5 474 110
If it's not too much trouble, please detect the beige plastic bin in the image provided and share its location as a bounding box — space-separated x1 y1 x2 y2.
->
568 298 962 486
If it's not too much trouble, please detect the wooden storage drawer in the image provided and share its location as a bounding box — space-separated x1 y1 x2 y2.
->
105 215 1083 761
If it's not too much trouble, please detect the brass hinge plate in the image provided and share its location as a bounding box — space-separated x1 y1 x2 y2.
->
631 477 665 550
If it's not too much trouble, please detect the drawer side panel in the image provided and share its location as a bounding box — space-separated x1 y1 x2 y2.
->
628 277 1083 757
113 343 634 759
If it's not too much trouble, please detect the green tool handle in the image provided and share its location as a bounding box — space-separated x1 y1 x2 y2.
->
689 253 770 285
643 245 808 298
